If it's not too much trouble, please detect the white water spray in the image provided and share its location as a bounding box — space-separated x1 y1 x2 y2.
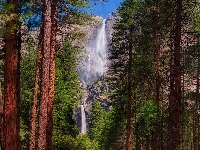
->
95 19 107 76
79 19 107 85
81 105 86 133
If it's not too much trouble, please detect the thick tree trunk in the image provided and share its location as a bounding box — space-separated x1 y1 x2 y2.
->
29 26 43 150
126 29 133 150
168 0 182 150
3 0 20 149
37 0 51 149
46 0 58 149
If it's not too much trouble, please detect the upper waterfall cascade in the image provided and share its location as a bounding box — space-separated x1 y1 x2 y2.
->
79 19 107 86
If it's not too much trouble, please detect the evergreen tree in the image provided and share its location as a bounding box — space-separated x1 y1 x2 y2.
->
88 100 107 142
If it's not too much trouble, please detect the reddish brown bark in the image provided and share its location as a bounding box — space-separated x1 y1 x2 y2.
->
3 0 20 149
46 0 58 149
4 1 20 149
168 0 182 150
37 0 51 149
126 28 133 150
29 26 43 150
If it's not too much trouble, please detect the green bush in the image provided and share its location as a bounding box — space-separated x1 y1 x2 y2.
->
53 134 100 150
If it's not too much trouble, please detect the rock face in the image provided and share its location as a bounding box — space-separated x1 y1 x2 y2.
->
106 9 119 44
82 16 104 46
105 9 119 69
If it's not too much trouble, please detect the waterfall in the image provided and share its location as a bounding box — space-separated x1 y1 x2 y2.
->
79 19 107 85
81 105 86 133
95 19 107 76
79 19 107 134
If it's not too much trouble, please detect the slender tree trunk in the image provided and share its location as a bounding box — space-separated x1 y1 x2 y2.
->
135 126 140 150
17 24 21 150
168 0 182 150
46 0 58 149
29 26 43 150
152 1 161 149
181 42 186 150
0 82 3 149
37 0 51 149
3 0 20 149
160 88 164 150
135 93 140 150
155 0 161 108
155 33 161 104
193 52 200 150
126 28 133 150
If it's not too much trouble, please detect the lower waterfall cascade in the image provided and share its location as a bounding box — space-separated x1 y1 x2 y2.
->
81 105 86 134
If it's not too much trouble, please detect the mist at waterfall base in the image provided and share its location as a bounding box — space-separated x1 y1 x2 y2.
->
79 20 107 134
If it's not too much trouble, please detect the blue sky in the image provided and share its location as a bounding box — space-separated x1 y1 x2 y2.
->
88 0 124 18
